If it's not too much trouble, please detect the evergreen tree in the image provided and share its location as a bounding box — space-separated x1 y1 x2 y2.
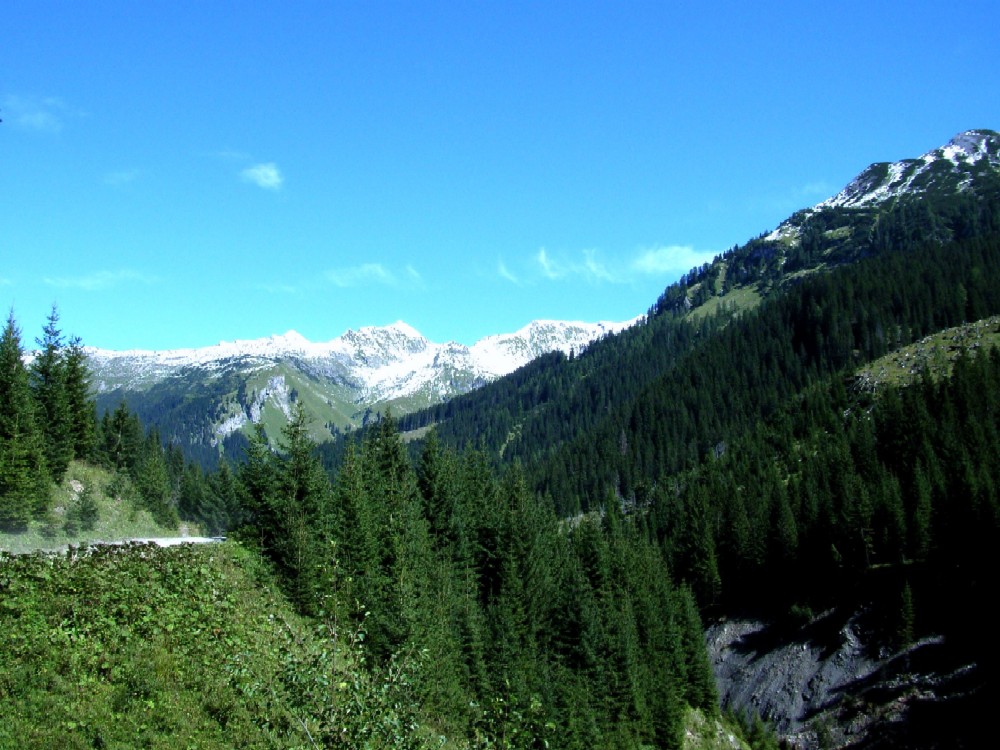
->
0 312 49 529
897 580 916 649
274 402 333 613
29 305 73 482
76 480 99 531
100 400 143 474
675 584 719 713
63 335 97 462
134 428 178 527
207 459 244 533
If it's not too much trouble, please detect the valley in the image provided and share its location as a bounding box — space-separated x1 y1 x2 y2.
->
4 129 1000 748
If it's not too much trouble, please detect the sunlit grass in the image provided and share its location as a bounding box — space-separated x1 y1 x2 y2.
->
855 315 1000 390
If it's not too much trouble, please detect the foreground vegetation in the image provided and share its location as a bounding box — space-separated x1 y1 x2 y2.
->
1 540 765 749
0 541 435 749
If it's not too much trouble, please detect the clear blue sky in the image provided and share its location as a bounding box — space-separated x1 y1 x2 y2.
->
3 1 999 350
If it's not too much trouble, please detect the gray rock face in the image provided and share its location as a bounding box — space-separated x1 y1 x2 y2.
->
706 609 984 749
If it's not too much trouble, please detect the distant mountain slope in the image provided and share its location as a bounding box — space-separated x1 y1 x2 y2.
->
400 129 1000 495
87 318 636 464
389 129 1000 749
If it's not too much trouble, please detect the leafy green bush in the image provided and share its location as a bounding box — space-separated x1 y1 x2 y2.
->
0 541 439 749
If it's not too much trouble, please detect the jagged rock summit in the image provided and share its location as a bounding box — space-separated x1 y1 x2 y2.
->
767 129 1000 244
87 318 636 391
820 128 1000 210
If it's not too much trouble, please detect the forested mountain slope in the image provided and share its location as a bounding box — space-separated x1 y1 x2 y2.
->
387 130 1000 746
1 314 738 749
399 130 1000 505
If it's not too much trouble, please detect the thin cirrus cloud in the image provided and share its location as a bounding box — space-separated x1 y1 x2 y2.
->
534 248 617 282
497 259 520 284
240 162 284 190
501 245 720 285
2 94 70 133
43 269 156 292
325 263 423 289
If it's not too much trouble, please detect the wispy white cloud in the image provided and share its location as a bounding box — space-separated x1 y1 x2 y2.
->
2 94 71 133
43 269 156 291
104 169 140 187
325 262 424 289
212 148 253 162
536 248 563 280
241 162 284 190
404 265 425 288
326 263 395 288
497 259 520 284
582 248 616 283
501 244 720 286
532 247 624 284
630 245 718 276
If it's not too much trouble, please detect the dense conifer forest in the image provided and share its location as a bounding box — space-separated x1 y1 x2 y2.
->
1 309 731 748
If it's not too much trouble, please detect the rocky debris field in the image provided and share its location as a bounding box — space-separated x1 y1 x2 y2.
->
706 607 988 749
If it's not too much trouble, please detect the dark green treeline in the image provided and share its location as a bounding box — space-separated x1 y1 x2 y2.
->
235 407 718 748
533 232 1000 516
0 307 94 530
657 345 1000 613
0 307 243 535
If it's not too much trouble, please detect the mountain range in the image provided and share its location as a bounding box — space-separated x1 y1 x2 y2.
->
85 129 1000 468
86 317 636 460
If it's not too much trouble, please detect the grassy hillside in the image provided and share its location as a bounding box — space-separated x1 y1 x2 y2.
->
0 537 761 750
855 314 1000 390
0 541 434 749
0 461 188 555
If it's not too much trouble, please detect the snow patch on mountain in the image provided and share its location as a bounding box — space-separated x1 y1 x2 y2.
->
818 129 1000 211
765 129 1000 243
88 317 640 413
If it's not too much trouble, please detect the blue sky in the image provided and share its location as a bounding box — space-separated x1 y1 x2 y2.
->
3 1 999 350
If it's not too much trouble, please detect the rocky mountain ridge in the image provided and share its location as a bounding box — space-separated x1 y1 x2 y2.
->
86 317 638 457
87 318 636 395
766 128 1000 244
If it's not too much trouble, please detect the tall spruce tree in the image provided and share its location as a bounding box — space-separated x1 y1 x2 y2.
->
29 305 73 483
134 428 178 528
63 335 97 462
274 402 333 613
0 311 49 529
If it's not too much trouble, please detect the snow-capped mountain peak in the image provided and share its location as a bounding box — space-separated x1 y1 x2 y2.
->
818 129 999 212
86 317 641 440
765 129 1000 243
